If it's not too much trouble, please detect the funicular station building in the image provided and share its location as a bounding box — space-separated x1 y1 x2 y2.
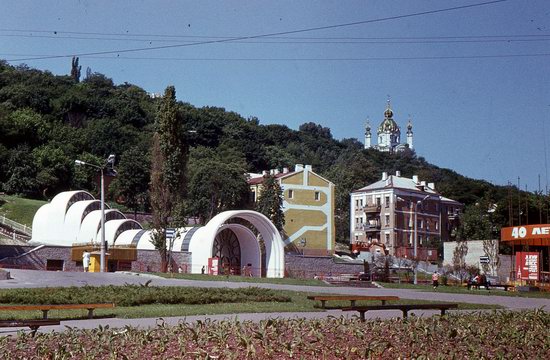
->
4 191 285 277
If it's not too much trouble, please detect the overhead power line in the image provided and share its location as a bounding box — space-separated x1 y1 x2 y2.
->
5 0 511 62
2 33 549 45
4 53 548 62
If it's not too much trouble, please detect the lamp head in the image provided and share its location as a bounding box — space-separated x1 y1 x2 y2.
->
75 160 85 166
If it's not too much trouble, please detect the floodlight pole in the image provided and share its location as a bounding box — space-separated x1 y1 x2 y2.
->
75 156 114 273
99 167 106 273
414 194 430 285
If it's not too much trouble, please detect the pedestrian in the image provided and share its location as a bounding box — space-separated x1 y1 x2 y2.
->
82 251 91 272
201 266 205 275
432 271 439 289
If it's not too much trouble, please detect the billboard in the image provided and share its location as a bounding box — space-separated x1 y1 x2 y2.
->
515 252 539 281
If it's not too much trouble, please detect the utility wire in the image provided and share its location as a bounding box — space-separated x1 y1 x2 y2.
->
4 53 548 62
2 33 549 45
5 0 511 62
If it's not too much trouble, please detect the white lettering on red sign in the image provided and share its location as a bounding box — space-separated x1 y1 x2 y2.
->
532 227 550 235
511 227 527 238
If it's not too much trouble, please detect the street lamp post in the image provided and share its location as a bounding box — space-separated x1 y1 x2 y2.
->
75 155 115 273
413 194 430 285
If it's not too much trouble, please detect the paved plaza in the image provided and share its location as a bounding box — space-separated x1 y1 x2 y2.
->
1 269 549 336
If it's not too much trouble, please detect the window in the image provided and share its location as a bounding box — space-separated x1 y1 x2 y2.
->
435 221 439 230
314 191 320 201
409 233 413 245
419 235 423 245
419 219 424 229
385 215 390 227
356 199 359 207
360 217 363 223
360 199 364 207
355 235 359 241
385 196 390 207
385 233 390 243
376 197 381 206
288 189 294 199
250 190 256 203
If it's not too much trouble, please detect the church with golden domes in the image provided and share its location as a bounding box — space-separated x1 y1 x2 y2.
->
364 100 413 153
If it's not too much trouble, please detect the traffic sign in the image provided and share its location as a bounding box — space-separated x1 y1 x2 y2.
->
479 256 490 264
166 228 176 239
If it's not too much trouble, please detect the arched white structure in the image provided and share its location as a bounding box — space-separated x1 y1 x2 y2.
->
31 192 285 278
188 210 285 278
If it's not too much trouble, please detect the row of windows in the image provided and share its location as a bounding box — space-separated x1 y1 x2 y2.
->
251 189 321 202
287 189 321 201
355 215 439 230
354 233 434 246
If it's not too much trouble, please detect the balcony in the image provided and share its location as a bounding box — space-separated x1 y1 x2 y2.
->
363 205 381 213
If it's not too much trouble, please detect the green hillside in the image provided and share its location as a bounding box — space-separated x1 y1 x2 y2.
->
0 60 544 242
0 194 47 226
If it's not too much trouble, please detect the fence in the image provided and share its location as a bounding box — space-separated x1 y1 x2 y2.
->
0 215 32 237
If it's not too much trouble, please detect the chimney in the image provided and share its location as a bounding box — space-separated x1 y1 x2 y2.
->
262 170 268 176
274 169 280 175
304 165 312 171
295 164 304 172
395 170 401 177
428 182 435 190
270 169 275 175
412 175 419 184
420 181 426 187
283 167 289 174
382 172 388 181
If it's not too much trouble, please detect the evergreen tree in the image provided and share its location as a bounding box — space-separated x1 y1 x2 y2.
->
256 175 285 232
149 86 189 271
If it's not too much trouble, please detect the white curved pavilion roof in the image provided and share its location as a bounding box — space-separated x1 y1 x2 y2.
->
30 191 285 278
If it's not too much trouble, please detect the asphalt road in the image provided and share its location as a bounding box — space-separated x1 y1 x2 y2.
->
1 269 548 336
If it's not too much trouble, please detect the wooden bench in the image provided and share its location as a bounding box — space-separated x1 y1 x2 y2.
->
0 303 115 319
307 295 400 309
0 319 61 335
342 303 459 321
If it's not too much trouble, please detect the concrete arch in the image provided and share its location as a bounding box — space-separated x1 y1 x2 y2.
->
188 210 284 278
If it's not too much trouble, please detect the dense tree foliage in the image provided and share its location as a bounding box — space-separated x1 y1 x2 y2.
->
256 175 285 232
0 61 545 244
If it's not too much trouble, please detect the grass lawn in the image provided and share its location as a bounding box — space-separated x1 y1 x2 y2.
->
0 195 46 226
380 282 550 298
0 287 500 321
153 272 331 286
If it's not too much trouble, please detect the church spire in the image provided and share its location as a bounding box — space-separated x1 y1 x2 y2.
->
364 117 372 149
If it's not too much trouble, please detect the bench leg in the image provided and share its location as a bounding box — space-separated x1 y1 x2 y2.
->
402 310 408 319
29 325 39 336
320 300 326 309
441 309 446 316
88 309 94 319
42 310 48 319
350 300 356 307
381 300 386 305
359 311 366 322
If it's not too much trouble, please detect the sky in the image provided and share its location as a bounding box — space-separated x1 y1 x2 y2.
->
1 0 549 192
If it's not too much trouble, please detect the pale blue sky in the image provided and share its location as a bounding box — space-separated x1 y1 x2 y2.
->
1 0 549 192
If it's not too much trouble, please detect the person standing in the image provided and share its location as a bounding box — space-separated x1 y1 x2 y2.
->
432 271 440 289
82 251 91 272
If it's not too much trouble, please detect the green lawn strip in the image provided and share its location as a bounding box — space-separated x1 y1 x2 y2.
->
380 282 550 298
0 195 46 227
0 290 316 320
0 287 498 321
152 272 330 286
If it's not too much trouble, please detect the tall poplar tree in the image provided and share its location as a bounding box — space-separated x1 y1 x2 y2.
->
256 174 285 232
150 86 189 271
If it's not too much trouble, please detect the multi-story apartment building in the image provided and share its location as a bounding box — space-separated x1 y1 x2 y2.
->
350 171 462 261
249 164 335 256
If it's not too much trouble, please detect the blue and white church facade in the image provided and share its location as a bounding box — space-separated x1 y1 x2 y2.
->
364 100 414 153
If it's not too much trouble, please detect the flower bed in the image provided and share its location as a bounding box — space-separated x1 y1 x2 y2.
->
0 285 290 307
1 310 548 359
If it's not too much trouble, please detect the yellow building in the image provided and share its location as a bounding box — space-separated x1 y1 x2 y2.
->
249 164 335 256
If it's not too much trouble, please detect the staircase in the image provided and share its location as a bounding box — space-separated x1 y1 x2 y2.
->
0 216 32 241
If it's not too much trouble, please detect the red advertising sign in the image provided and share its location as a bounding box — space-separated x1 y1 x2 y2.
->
515 252 539 281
